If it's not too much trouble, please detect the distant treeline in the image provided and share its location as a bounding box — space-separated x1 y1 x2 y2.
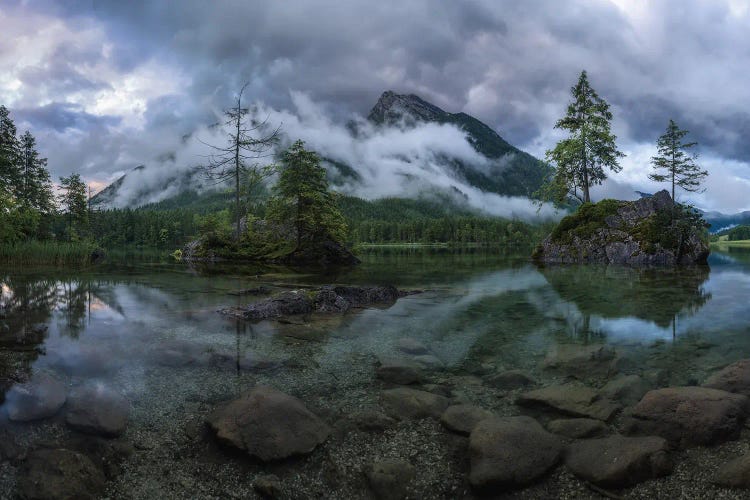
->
80 193 550 250
341 196 547 245
727 225 750 241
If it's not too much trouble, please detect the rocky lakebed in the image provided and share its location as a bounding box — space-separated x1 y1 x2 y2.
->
2 254 750 499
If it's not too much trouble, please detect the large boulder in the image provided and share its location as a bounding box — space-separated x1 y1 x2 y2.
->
623 387 748 447
206 386 330 461
469 416 562 491
65 386 130 437
516 384 621 421
533 191 709 265
703 359 750 396
17 449 105 500
565 435 673 487
6 373 67 422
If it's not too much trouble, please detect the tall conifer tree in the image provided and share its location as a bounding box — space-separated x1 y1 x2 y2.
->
543 71 624 204
649 119 707 202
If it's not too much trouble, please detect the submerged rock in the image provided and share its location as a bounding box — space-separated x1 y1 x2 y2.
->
17 448 105 500
376 359 422 385
65 386 130 437
253 474 283 498
0 429 24 463
347 409 397 432
220 285 400 320
565 434 672 487
395 338 429 355
440 404 495 435
516 383 621 421
542 344 617 378
152 339 211 368
206 386 330 461
600 374 653 406
366 459 415 500
703 359 750 396
381 388 449 419
47 346 123 377
484 369 536 390
6 373 67 422
547 418 609 439
713 453 750 489
533 190 709 265
624 386 748 447
208 351 288 373
469 416 562 491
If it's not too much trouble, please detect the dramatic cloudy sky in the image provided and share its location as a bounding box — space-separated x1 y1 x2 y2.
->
2 0 750 212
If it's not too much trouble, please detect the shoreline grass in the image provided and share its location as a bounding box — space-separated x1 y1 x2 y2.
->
711 237 750 249
0 241 99 266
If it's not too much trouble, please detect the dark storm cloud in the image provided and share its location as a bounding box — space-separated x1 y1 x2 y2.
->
15 103 121 132
4 0 750 209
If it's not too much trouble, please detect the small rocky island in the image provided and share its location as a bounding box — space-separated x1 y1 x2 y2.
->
533 190 710 265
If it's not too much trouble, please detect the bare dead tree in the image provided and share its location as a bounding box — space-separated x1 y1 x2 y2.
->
200 83 280 241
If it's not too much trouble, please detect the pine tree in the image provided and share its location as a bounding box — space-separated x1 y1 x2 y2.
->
267 140 347 248
18 131 54 214
59 173 88 240
0 105 21 198
543 71 624 204
649 119 707 202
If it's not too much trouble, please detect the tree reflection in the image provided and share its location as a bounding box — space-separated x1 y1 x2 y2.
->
0 273 119 400
539 264 712 329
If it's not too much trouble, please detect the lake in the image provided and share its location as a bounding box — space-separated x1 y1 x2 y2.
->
1 247 750 498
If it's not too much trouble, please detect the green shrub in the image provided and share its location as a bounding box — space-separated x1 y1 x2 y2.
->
550 199 623 244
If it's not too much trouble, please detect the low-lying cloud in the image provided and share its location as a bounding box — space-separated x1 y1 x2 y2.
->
251 92 559 219
103 91 559 220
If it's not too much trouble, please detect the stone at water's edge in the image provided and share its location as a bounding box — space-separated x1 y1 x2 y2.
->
469 416 562 491
565 434 673 487
534 190 709 265
206 386 330 461
623 386 749 447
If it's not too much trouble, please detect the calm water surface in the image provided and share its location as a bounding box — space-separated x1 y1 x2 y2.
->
1 247 749 497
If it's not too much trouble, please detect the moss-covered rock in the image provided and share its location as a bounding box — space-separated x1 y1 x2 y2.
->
534 191 709 265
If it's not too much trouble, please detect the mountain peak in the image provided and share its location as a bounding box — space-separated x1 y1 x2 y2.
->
367 90 448 125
